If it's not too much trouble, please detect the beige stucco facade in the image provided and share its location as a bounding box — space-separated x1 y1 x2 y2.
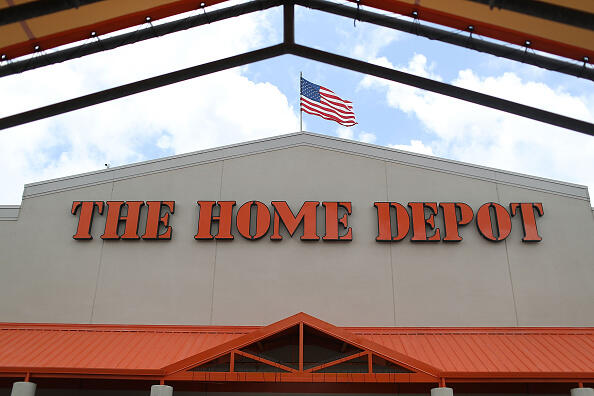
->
0 132 592 327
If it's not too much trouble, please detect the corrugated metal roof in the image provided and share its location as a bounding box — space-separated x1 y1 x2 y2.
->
0 322 592 378
351 328 594 375
0 324 250 371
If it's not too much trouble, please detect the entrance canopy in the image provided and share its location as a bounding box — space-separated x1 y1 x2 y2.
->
0 313 592 388
1 0 593 62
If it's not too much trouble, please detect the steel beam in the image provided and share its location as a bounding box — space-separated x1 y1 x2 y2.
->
0 44 287 130
1 1 593 137
287 43 594 136
284 2 295 44
0 0 283 78
1 41 593 135
295 0 594 82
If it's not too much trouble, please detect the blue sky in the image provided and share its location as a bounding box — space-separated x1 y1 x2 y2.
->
0 2 593 204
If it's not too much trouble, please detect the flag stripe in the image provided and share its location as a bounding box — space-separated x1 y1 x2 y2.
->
301 102 357 126
320 89 353 111
301 96 356 120
301 102 356 124
302 106 357 126
301 95 355 119
301 102 356 125
300 77 356 127
321 96 353 112
320 88 352 104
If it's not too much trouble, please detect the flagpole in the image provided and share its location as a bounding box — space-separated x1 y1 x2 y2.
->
299 72 303 132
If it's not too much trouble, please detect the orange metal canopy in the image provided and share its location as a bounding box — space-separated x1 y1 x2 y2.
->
0 313 592 384
1 0 593 62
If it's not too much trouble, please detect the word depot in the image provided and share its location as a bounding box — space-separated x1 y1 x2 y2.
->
71 200 544 242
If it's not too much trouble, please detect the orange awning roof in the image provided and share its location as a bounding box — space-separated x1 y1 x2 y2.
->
1 0 593 62
0 313 592 384
361 328 594 377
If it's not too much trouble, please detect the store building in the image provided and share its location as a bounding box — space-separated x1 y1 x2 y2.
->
0 132 592 395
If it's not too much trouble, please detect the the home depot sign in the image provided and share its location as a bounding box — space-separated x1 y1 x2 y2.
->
71 200 543 242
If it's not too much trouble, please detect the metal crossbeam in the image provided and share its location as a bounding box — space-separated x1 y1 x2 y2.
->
288 43 594 136
0 2 592 137
0 44 286 130
295 0 594 82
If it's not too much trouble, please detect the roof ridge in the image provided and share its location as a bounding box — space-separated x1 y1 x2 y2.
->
1 323 592 334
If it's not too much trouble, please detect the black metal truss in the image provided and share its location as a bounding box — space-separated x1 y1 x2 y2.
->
290 43 594 136
0 0 106 27
0 44 286 131
296 0 594 81
0 2 592 137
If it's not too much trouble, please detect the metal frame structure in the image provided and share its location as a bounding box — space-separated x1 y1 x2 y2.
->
2 0 593 82
0 1 593 136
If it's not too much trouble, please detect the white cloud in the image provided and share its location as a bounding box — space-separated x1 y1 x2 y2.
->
358 132 377 144
336 127 354 140
360 54 594 197
349 26 401 61
389 140 434 156
336 127 376 144
0 10 298 204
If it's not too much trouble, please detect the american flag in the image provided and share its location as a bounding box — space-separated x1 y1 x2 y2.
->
300 77 356 127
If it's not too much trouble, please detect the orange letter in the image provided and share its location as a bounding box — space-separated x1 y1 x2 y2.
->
476 203 511 241
409 202 440 242
72 201 104 240
271 201 319 241
101 201 144 240
439 202 473 242
510 203 543 242
322 202 352 241
195 201 236 240
236 201 271 240
374 202 409 241
143 201 175 240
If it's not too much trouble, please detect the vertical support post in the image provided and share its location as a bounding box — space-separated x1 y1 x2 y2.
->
430 379 453 396
299 322 304 372
10 382 36 396
367 352 372 373
283 1 294 45
150 384 173 396
571 388 594 396
230 351 235 372
430 386 453 396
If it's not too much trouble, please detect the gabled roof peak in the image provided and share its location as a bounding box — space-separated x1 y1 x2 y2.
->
162 311 440 378
21 131 588 201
